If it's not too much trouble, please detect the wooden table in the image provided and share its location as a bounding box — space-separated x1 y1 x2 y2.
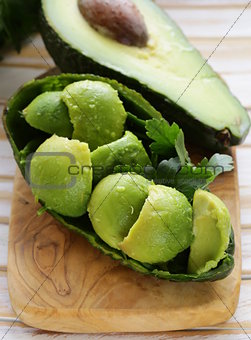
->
0 1 251 338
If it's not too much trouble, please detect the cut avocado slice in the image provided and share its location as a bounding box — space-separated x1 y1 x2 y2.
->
61 80 127 151
30 135 92 217
120 185 193 264
91 131 151 184
23 91 73 138
40 0 250 150
88 173 150 250
188 189 231 274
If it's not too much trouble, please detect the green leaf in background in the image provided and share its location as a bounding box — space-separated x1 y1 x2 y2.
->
0 0 40 51
146 118 190 164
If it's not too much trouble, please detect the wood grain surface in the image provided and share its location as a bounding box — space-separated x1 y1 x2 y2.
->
7 147 241 333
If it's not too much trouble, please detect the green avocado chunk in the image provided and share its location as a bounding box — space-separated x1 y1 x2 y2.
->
188 189 231 274
40 0 250 149
61 80 127 151
91 131 151 184
120 185 193 264
88 173 150 249
3 73 235 282
30 134 92 217
23 91 73 137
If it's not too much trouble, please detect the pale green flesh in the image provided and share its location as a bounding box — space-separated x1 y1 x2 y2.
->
30 135 92 217
88 173 150 250
23 91 73 137
42 0 250 138
120 185 193 264
91 131 151 183
188 189 231 274
61 80 127 151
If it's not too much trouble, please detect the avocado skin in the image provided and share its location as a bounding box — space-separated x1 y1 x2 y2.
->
3 73 234 282
50 209 235 282
39 10 249 151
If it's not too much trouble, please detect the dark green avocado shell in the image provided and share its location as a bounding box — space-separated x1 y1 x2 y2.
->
3 73 234 282
39 4 250 151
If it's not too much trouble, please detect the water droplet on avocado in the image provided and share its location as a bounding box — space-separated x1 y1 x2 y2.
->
117 186 125 192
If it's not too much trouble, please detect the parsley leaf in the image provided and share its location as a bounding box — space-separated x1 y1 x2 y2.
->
174 166 215 201
150 160 214 201
175 130 191 165
145 119 234 200
198 153 234 176
155 158 181 186
146 118 190 165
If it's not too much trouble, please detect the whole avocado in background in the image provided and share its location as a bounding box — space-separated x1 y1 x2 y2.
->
91 131 151 184
188 189 231 274
23 91 73 137
30 134 92 217
61 80 127 151
40 0 250 150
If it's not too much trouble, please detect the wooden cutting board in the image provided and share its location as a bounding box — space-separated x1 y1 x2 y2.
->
7 149 241 333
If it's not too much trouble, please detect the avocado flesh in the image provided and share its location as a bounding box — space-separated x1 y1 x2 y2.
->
188 189 231 274
120 185 193 264
30 135 92 217
91 131 151 184
3 73 235 281
41 0 250 147
23 91 73 138
61 80 127 151
88 173 150 250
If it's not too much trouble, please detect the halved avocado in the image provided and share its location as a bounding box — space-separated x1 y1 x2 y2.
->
40 0 250 150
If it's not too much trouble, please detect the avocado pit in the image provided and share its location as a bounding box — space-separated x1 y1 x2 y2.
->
78 0 149 47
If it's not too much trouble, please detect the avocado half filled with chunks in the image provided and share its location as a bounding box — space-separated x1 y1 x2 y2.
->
3 73 234 282
40 0 250 150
